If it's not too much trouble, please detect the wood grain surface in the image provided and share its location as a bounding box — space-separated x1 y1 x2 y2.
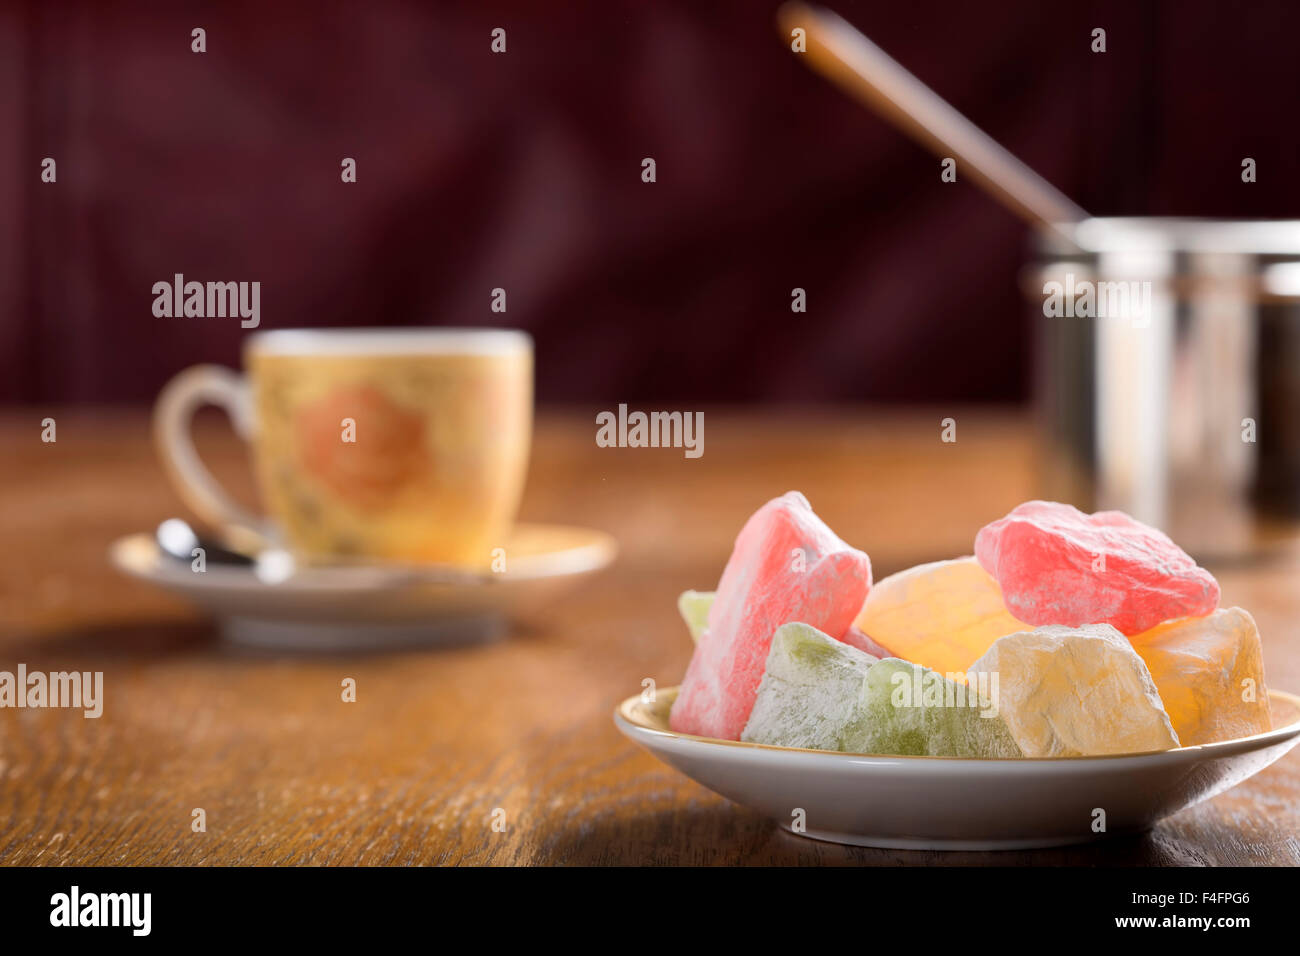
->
1 408 1298 866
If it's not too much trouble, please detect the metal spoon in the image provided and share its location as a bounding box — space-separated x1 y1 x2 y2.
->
156 517 302 583
154 517 485 587
156 517 254 567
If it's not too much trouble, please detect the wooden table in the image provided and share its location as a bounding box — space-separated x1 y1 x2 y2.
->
2 408 1298 865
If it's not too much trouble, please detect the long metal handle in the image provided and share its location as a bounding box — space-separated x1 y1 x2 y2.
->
780 3 1090 230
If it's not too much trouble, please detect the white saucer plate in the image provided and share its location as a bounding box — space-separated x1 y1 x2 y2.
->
615 685 1300 850
110 523 616 650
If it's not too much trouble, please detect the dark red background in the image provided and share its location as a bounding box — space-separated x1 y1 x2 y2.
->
3 0 1299 405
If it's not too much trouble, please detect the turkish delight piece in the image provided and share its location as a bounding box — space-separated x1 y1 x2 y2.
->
974 500 1219 635
678 589 884 655
851 658 1022 758
741 623 879 752
1131 607 1271 746
841 626 895 659
968 623 1180 756
669 492 872 740
854 556 1029 673
677 590 713 643
741 624 1021 757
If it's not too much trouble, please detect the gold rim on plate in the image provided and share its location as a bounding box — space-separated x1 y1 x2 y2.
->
617 685 1300 762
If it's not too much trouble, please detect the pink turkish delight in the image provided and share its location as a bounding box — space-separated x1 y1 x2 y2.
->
669 492 872 739
975 500 1219 636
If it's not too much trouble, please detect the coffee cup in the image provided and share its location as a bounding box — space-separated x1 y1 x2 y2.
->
153 327 533 568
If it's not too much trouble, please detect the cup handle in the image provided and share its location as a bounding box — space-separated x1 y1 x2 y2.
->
152 365 270 546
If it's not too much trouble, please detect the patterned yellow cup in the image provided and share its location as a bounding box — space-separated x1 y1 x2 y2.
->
154 328 532 568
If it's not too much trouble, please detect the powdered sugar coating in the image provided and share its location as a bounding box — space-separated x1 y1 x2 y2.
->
975 500 1219 635
669 492 872 740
